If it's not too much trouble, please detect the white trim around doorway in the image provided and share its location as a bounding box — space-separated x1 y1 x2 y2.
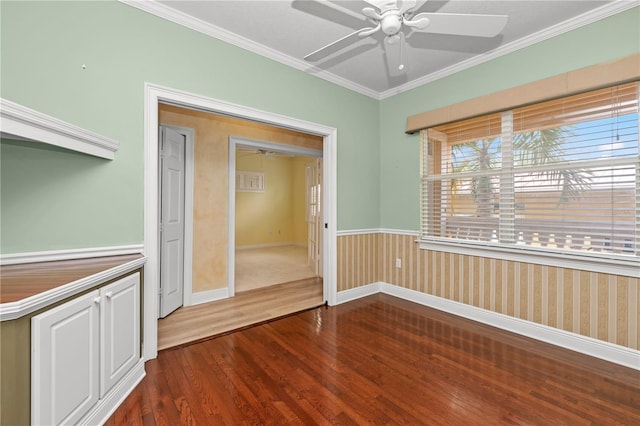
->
228 136 323 298
144 83 338 361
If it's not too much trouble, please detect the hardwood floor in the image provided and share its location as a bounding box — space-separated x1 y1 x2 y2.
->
158 277 323 350
110 294 640 425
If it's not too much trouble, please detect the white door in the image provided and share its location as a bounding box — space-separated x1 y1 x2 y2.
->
160 126 185 318
32 291 101 426
305 158 322 276
100 273 140 396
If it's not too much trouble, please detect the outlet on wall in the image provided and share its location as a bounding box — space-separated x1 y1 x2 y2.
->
395 258 402 268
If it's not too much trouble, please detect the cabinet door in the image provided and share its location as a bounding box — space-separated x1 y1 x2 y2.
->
100 272 140 396
32 290 100 426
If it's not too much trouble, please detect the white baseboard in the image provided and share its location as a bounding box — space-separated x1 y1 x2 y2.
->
336 282 381 304
0 244 144 265
338 282 640 370
80 359 145 426
236 242 302 250
191 287 229 306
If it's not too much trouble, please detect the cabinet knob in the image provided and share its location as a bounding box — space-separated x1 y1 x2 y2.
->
94 297 101 304
105 291 113 299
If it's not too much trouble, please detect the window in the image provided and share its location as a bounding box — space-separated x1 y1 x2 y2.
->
420 82 639 272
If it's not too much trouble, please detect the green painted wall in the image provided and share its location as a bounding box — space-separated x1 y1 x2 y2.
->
378 6 640 231
1 2 638 252
0 0 379 253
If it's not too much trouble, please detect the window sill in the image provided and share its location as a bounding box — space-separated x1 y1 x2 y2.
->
418 238 639 278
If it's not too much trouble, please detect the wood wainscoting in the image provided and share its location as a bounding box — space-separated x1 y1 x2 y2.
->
337 231 639 352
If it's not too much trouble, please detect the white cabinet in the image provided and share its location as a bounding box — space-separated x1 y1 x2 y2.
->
31 273 140 426
31 290 100 425
100 274 140 396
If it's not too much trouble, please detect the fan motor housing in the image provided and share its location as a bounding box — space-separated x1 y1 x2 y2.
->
381 12 402 35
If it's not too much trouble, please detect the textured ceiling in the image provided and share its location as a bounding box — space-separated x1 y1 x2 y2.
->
126 0 634 98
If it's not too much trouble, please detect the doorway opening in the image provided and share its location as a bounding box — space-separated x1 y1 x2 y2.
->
229 137 322 295
144 83 338 359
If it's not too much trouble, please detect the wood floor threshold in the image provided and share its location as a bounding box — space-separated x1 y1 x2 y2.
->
158 277 324 350
160 302 327 352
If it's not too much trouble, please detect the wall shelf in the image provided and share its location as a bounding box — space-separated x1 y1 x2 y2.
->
0 98 119 160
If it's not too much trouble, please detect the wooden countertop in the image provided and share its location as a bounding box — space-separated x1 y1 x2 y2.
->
0 254 146 320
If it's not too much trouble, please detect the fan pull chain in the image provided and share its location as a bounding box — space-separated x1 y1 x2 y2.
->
399 33 406 71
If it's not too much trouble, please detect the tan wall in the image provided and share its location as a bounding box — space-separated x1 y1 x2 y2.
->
159 104 322 292
235 154 313 247
337 232 639 351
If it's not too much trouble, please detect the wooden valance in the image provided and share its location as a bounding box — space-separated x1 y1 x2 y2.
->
406 53 640 134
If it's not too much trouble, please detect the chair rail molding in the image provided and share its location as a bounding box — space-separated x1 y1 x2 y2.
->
0 98 119 160
0 244 144 266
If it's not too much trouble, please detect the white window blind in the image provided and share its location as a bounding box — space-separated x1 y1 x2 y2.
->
421 82 639 259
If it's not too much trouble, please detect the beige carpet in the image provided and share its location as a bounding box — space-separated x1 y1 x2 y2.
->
235 245 317 292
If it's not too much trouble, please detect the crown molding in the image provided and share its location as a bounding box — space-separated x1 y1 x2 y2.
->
119 0 637 101
118 0 380 99
0 98 119 159
380 0 640 99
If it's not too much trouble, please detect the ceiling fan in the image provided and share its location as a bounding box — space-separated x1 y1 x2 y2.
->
237 148 293 158
304 0 509 73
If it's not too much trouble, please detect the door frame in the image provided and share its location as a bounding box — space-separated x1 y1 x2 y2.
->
158 125 195 312
143 83 338 360
228 136 323 297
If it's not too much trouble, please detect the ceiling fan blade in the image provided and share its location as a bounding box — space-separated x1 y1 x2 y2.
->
409 13 508 37
309 0 368 23
411 0 429 13
399 0 417 14
304 27 377 62
364 0 398 13
362 7 382 21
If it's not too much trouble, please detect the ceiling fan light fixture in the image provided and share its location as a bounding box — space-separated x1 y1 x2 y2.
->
380 11 402 35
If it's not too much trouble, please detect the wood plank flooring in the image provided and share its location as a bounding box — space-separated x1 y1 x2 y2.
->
109 293 639 425
158 277 323 350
